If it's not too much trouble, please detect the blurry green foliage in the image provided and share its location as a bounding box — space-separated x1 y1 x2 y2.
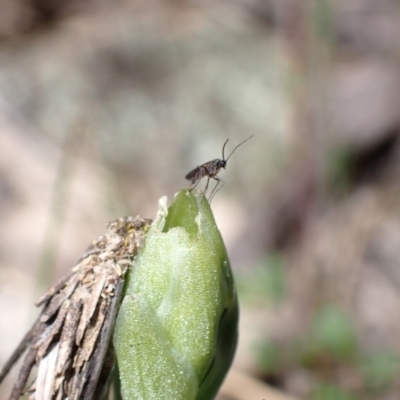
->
325 145 355 195
237 253 287 305
256 340 283 374
257 302 400 399
313 0 334 42
257 304 357 375
306 304 358 361
311 382 357 400
360 352 400 391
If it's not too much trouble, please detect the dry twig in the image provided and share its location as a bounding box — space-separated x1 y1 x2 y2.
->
0 216 152 400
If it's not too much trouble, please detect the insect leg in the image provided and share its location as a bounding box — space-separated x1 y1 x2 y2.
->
209 176 225 203
203 175 212 196
200 163 216 197
188 177 201 192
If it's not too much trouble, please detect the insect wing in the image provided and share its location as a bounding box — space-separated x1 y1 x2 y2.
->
185 166 201 181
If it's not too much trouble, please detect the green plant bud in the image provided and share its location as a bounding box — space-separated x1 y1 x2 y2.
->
113 189 239 400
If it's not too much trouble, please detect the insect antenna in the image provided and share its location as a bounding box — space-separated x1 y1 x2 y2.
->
221 139 229 161
224 135 254 162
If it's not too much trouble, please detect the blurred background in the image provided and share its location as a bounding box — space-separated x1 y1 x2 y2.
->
1 0 400 399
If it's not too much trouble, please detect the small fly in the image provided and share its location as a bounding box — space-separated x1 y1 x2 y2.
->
185 135 254 201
